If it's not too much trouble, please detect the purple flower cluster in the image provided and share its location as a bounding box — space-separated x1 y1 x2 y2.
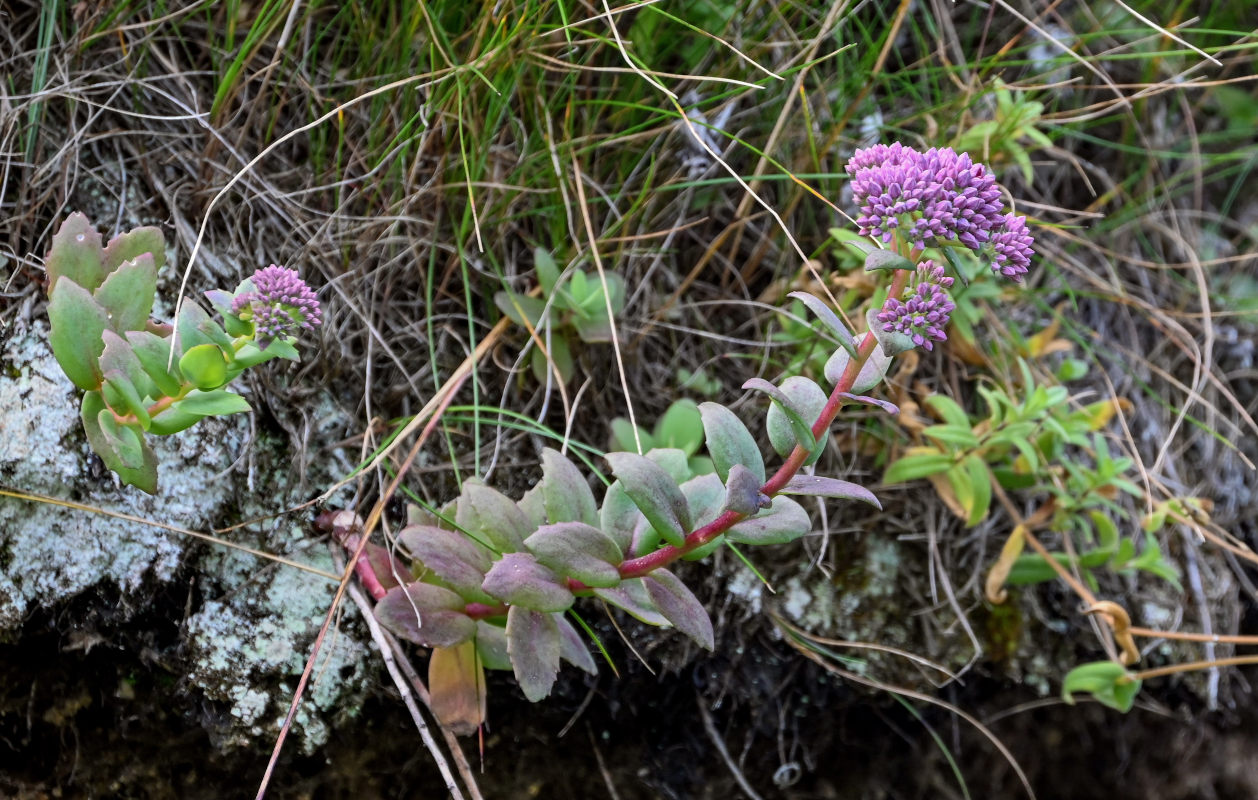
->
846 143 1034 280
877 260 956 352
232 265 322 345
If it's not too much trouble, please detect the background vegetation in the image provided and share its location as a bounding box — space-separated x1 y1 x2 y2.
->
1 0 1256 797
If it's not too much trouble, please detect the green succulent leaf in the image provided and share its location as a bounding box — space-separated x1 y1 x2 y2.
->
474 621 512 671
103 371 151 429
605 452 692 548
45 213 106 295
826 343 891 394
48 279 109 390
866 307 918 356
524 522 623 588
599 481 640 554
125 331 183 397
175 299 219 354
540 448 598 526
457 483 530 553
642 568 714 650
102 225 166 275
94 253 157 333
883 449 954 484
177 344 229 391
374 582 475 648
699 402 764 484
173 389 251 417
727 495 810 545
864 249 916 273
147 406 204 435
99 330 155 404
747 376 827 460
506 606 561 702
786 290 858 357
654 399 704 456
97 408 146 469
494 290 546 328
780 475 881 509
81 390 158 493
1061 661 1141 712
481 552 574 613
534 248 561 296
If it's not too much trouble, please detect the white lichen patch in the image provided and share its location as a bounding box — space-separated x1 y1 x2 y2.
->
0 322 241 631
186 544 368 753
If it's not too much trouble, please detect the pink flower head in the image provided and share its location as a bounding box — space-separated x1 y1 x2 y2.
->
876 271 957 352
847 144 1032 280
232 265 322 346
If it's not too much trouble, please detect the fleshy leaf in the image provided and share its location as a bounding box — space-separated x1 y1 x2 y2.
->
364 542 409 591
642 569 714 650
599 481 641 554
81 390 158 492
178 343 229 391
605 452 691 548
45 213 106 295
173 389 251 417
97 409 146 469
474 621 512 671
399 525 495 603
125 331 183 397
654 399 704 456
147 406 204 435
494 290 546 328
866 307 917 356
699 402 764 484
481 552 574 613
723 464 766 516
457 483 529 553
534 248 561 296
556 614 597 674
102 226 166 275
727 495 811 545
524 522 623 588
593 579 669 626
681 473 728 561
374 582 475 648
786 291 857 357
506 606 561 702
48 279 109 390
100 330 154 406
863 249 915 273
781 475 881 509
825 344 891 394
175 299 218 354
747 376 827 459
94 253 157 333
838 392 899 415
102 371 151 429
541 448 598 526
1061 661 1141 712
428 640 487 736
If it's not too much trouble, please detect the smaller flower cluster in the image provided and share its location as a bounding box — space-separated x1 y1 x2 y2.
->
846 143 1034 281
876 259 956 352
232 265 322 345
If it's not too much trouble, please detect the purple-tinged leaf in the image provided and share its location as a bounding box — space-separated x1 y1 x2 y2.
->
506 607 561 702
605 452 691 547
752 376 828 459
48 280 109 390
96 409 145 469
642 569 714 650
699 402 764 484
825 344 891 394
94 253 156 333
474 621 511 671
399 525 495 603
481 552 574 613
100 330 153 402
556 614 597 674
727 495 811 545
593 579 668 626
365 542 410 591
787 290 858 357
457 482 529 553
866 307 916 357
102 225 166 275
723 464 765 516
682 473 726 528
45 213 106 295
838 392 899 415
863 249 915 273
175 299 218 354
374 582 475 648
541 448 598 525
524 522 622 588
781 475 881 509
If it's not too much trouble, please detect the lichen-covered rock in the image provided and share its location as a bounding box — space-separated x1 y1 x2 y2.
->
0 319 370 752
